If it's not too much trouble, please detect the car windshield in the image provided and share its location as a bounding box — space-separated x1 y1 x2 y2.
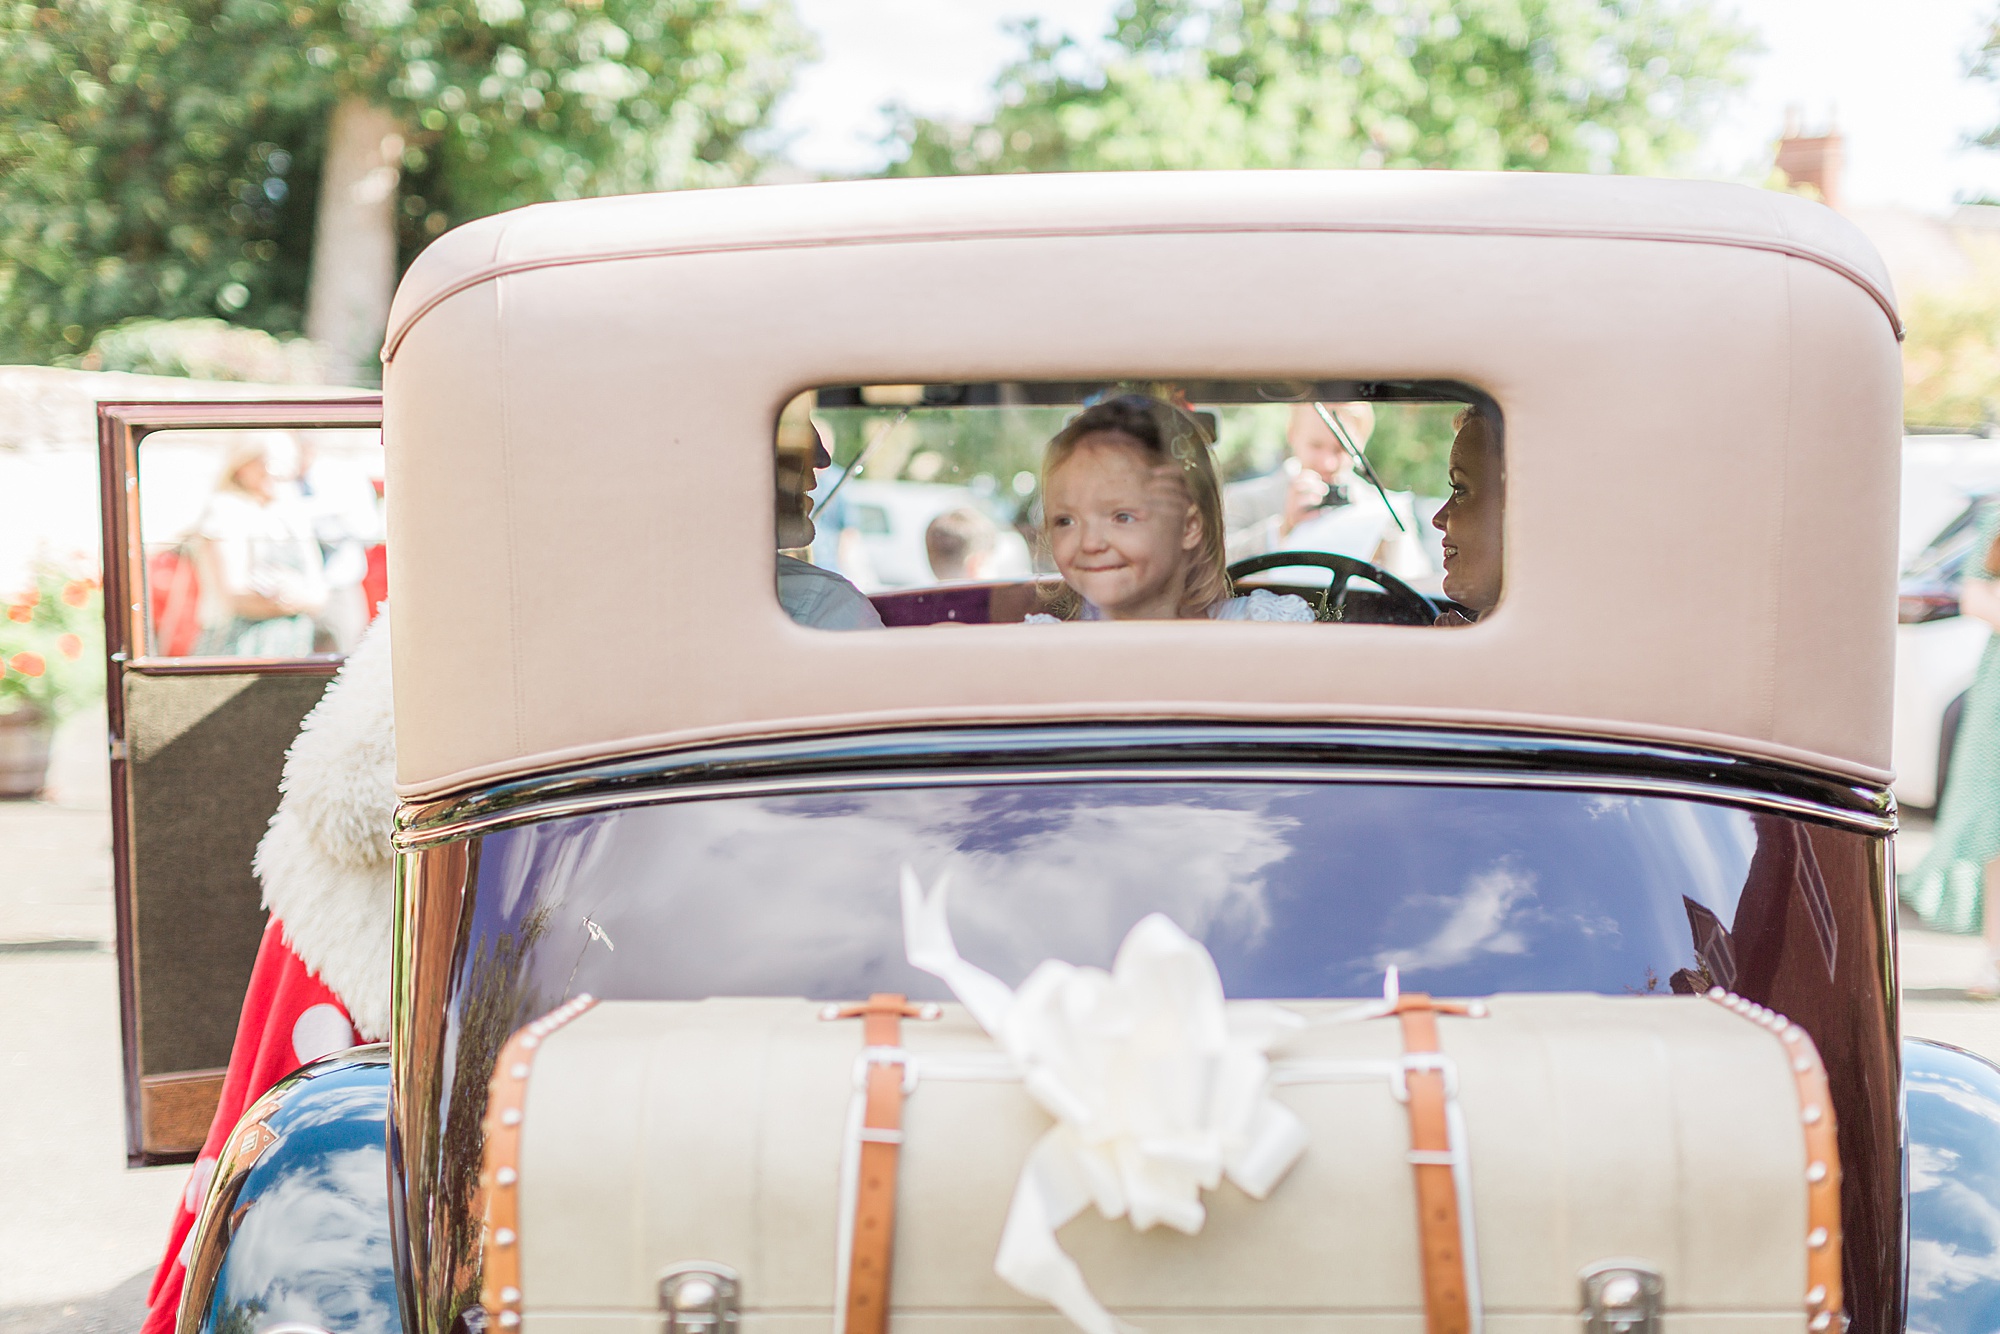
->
457 778 1875 1007
775 381 1500 629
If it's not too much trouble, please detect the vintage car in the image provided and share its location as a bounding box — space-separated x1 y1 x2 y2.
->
94 171 2000 1334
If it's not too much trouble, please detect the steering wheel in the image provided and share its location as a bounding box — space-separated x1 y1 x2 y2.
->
1227 551 1439 625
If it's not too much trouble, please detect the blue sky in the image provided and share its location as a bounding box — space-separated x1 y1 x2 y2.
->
772 0 2000 212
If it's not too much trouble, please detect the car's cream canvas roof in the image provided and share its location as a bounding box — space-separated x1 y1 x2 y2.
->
381 170 1903 799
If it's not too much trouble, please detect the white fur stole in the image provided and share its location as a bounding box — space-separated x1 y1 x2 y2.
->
252 612 397 1041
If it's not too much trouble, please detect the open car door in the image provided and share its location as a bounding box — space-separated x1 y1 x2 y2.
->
98 398 383 1164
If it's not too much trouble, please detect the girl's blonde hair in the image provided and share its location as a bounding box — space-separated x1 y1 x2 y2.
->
1038 393 1231 619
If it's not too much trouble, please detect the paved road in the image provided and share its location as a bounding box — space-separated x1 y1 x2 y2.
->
3 710 1998 1331
0 708 182 1329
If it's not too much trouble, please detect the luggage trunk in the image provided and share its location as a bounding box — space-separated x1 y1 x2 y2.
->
479 992 1836 1334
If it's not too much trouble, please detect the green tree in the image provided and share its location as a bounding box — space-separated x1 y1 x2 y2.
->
885 0 1754 178
1902 249 2000 431
0 0 808 374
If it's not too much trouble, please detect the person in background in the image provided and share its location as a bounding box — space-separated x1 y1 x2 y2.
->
1430 406 1503 624
777 414 883 631
1904 506 2000 991
293 435 384 652
926 506 1002 582
191 436 327 656
1224 402 1431 580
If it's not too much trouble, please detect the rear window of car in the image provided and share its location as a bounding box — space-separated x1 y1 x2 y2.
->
463 777 1870 1006
774 381 1502 631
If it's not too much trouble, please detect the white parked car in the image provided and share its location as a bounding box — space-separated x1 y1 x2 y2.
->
1893 463 2000 811
808 477 1031 591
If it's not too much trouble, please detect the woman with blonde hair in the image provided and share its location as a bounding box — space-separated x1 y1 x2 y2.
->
191 435 327 655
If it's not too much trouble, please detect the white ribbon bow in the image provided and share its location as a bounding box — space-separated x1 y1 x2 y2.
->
899 868 1310 1334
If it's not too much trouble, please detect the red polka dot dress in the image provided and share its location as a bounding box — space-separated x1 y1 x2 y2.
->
138 918 357 1334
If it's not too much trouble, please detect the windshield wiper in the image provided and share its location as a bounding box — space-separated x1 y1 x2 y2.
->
1313 401 1407 534
812 408 910 520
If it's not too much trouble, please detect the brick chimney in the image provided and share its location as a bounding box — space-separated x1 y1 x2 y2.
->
1775 108 1843 211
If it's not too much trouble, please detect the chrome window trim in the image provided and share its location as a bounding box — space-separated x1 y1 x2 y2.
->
391 761 1895 850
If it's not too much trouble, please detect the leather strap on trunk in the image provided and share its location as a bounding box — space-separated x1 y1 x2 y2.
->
1384 991 1484 1334
828 993 936 1334
478 994 599 1331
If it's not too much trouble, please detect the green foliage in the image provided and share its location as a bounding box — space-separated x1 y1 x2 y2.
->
815 397 1462 527
0 0 810 364
1902 247 2000 431
1972 6 2000 154
1208 400 1460 494
0 559 104 720
83 316 327 380
1364 402 1459 494
885 0 1754 178
0 2 311 359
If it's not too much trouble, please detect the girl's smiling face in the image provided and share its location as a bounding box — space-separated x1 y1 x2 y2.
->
1044 431 1203 620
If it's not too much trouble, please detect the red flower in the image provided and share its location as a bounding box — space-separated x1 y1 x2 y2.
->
62 581 89 607
8 653 44 677
57 634 82 660
18 588 37 607
5 605 28 623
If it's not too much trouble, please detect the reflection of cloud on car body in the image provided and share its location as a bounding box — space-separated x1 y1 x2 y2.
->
1909 1227 2000 1305
1362 859 1633 979
946 800 1294 976
1369 861 1537 973
221 1145 398 1334
1911 1140 1961 1195
266 1081 386 1135
1906 1067 2000 1306
1910 1068 2000 1130
551 788 1295 998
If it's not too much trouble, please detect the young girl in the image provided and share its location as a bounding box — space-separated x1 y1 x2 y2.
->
1028 394 1313 623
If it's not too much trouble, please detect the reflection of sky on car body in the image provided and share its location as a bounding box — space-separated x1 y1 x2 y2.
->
1906 1041 2000 1330
221 1146 397 1334
466 781 1766 1004
201 1059 400 1334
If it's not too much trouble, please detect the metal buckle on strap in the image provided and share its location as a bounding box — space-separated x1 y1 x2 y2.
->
854 1046 920 1095
1389 1051 1459 1102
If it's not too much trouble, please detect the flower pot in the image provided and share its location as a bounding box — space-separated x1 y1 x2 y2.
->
0 707 54 799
